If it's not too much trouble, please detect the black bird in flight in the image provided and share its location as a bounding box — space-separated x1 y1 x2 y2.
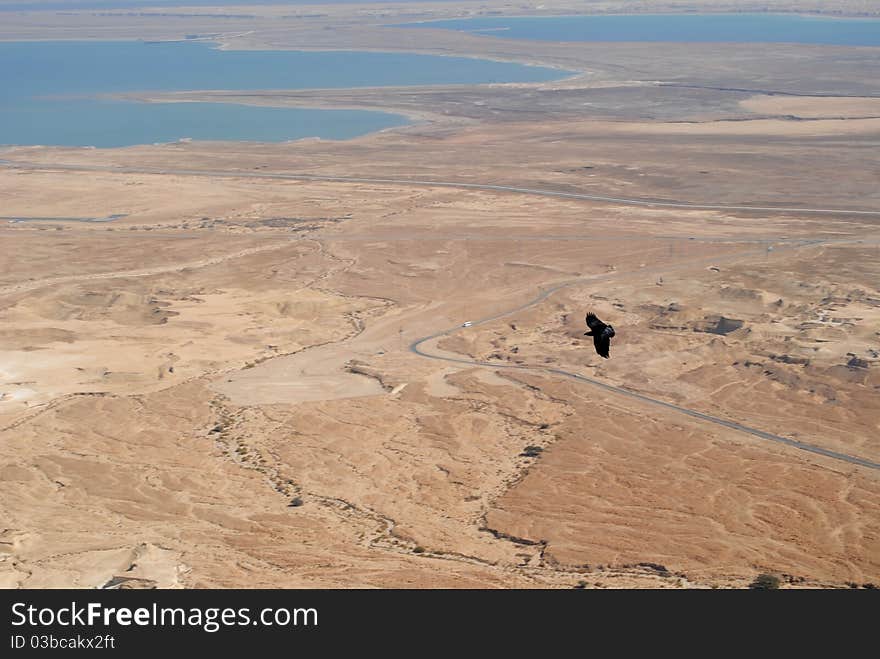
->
585 312 615 359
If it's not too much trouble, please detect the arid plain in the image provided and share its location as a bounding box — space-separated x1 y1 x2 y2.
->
1 1 879 588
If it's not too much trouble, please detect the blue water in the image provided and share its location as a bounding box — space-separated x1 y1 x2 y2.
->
0 0 445 9
0 40 567 147
398 13 880 46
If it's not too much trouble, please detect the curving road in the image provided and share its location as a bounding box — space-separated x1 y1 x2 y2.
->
410 238 880 472
3 159 880 217
4 158 878 470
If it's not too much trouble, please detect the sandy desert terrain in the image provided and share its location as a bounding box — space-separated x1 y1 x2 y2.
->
1 1 878 589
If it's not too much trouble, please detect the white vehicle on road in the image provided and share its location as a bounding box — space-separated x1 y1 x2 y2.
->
461 321 473 327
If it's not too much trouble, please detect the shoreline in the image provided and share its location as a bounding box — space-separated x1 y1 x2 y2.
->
2 39 576 148
2 4 880 19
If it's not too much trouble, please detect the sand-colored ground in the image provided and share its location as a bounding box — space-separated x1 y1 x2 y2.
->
1 1 879 589
740 95 880 119
2 158 878 588
589 117 880 137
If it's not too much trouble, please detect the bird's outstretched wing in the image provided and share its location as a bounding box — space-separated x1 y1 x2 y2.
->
593 333 611 359
585 312 606 335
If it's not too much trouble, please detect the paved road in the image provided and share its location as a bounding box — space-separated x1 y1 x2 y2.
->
410 239 880 472
3 159 880 217
5 158 878 470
